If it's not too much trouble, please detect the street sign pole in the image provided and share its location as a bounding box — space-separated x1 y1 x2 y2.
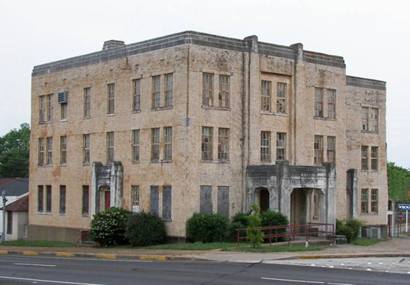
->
1 190 7 243
406 210 409 233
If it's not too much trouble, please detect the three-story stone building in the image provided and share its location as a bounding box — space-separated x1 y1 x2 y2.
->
28 31 387 241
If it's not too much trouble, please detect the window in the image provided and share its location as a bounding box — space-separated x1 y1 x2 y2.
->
202 73 214 107
37 185 44 212
46 137 53 165
46 185 52 213
38 138 45 166
46 94 53 121
60 102 67 120
371 189 378 213
361 107 369 131
39 95 45 123
201 127 213 161
314 135 324 165
276 132 286 161
152 75 161 109
83 134 90 165
314 88 324 117
83 87 91 118
107 83 115 114
82 185 89 216
131 185 139 211
60 136 67 165
276 82 287 114
361 146 369 170
132 79 141 112
217 186 229 218
260 131 271 162
106 132 114 163
327 89 336 119
150 186 159 216
200 185 212 214
6 211 12 235
162 186 172 221
362 107 379 132
151 128 160 161
164 127 172 161
218 128 229 161
327 136 336 164
371 146 378 171
164 73 173 107
361 188 369 214
219 75 230 108
261 80 271 112
132 129 140 162
59 185 66 215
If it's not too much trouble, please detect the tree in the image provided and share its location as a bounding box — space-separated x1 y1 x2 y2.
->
387 162 410 202
247 204 264 248
0 123 30 177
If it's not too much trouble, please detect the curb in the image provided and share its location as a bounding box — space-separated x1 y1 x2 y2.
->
0 249 193 262
296 253 410 260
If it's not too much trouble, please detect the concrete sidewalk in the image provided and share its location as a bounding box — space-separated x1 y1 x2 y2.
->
1 237 410 263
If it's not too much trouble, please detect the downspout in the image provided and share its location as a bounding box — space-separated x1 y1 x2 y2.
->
240 51 246 212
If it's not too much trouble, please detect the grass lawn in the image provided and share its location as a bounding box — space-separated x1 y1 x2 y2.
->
0 240 76 247
351 238 380 246
146 242 324 252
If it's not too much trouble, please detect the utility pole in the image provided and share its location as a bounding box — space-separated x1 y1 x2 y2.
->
1 190 7 243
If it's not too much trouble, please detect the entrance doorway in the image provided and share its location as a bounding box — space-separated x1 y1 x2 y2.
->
290 189 308 225
256 187 270 212
99 186 111 211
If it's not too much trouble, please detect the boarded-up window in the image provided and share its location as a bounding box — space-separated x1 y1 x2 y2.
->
371 146 378 171
150 186 159 216
46 137 53 165
217 186 229 218
260 131 271 162
361 146 369 170
202 127 213 161
132 129 140 162
361 188 369 214
361 107 369 131
162 186 172 221
276 132 286 161
327 89 336 119
39 95 45 123
370 108 379 132
106 132 114 163
38 138 44 166
46 185 52 213
314 135 323 165
164 73 173 107
82 185 89 216
164 127 172 161
152 75 161 108
60 136 67 165
107 83 115 114
60 102 67 120
131 185 139 213
37 185 44 212
261 80 271 112
276 82 287 114
151 128 160 161
219 75 230 108
133 79 141 112
83 134 90 165
46 94 53 121
202 73 214 107
314 88 324 117
327 136 336 164
200 185 212 214
218 128 229 161
59 185 66 215
371 189 378 213
83 87 91 118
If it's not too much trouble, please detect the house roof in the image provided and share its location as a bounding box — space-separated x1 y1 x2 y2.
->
0 178 28 197
0 194 28 212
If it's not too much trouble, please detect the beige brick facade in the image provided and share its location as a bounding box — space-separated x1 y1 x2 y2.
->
28 32 387 241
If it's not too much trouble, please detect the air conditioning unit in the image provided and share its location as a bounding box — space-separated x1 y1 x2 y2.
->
58 91 68 104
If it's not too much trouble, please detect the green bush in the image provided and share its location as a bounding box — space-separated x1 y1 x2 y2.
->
260 210 289 227
228 213 250 241
126 212 166 247
336 219 362 243
90 207 130 247
186 213 229 243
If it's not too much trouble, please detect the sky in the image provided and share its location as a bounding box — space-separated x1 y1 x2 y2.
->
0 0 409 168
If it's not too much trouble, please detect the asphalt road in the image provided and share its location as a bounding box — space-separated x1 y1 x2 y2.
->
0 255 408 285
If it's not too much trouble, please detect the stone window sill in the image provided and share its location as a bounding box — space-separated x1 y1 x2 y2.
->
151 106 173 111
261 111 288 117
202 105 231 111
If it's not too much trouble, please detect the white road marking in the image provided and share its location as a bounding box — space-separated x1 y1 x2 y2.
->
328 283 355 285
14 262 56 267
0 275 104 285
261 277 324 284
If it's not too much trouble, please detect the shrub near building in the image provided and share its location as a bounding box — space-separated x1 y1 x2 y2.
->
186 213 229 243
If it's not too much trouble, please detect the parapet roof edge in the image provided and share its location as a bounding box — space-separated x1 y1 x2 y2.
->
346 75 386 91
